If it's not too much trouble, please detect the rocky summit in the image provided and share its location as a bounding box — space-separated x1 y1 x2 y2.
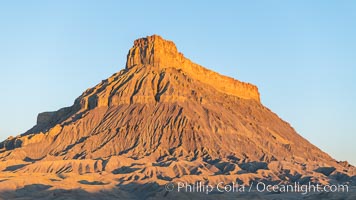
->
0 35 355 199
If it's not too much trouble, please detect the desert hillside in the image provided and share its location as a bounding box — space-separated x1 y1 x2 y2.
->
0 35 355 200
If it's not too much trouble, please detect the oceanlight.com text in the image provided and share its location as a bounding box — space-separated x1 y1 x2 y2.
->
164 181 349 195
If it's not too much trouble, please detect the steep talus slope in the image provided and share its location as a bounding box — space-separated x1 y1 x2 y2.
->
0 35 355 190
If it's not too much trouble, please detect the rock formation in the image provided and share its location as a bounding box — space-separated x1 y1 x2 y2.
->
0 35 354 199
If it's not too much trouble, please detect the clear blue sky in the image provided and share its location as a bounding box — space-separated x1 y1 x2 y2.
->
0 1 355 165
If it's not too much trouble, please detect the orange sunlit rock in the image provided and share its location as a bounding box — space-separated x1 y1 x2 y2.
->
0 35 354 199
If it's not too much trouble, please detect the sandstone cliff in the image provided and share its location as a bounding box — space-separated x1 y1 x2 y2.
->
126 35 260 102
